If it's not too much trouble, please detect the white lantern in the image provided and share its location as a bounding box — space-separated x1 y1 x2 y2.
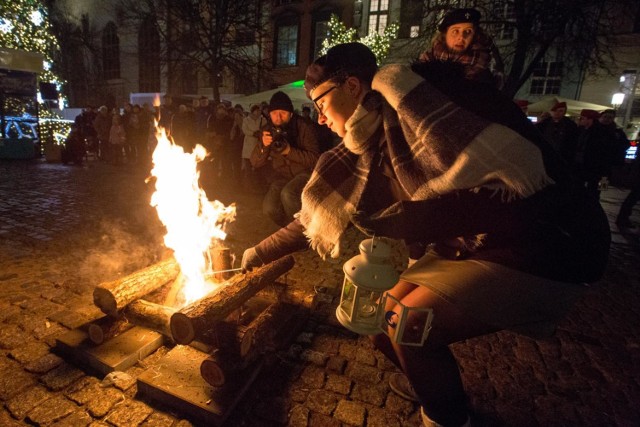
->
337 238 399 335
336 238 434 346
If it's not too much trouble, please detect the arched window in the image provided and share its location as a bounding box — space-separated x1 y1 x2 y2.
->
139 17 161 92
102 22 120 80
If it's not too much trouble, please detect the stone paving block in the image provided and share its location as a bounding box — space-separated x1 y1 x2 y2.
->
300 349 329 366
334 399 366 426
355 347 377 366
65 375 102 405
308 411 342 427
289 386 310 403
25 352 63 373
140 411 177 427
6 384 53 420
0 365 37 400
8 341 50 364
300 365 326 388
351 382 386 406
48 309 93 329
25 395 78 425
366 406 403 427
40 362 85 391
102 399 153 426
306 389 339 415
383 392 415 417
325 355 347 374
345 361 383 385
325 373 352 395
86 386 125 417
288 404 310 427
0 407 24 427
0 323 30 349
51 409 93 427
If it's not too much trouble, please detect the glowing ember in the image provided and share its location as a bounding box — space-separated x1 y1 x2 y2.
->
150 125 236 305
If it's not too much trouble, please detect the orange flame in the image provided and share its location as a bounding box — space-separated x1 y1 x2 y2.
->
150 125 236 305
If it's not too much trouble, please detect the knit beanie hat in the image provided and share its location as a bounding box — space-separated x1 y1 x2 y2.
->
438 8 481 32
304 43 378 97
269 91 294 113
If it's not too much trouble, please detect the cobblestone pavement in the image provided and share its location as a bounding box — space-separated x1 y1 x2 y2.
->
0 158 638 427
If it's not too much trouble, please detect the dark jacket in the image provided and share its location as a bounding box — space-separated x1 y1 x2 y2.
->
536 116 579 164
262 114 321 179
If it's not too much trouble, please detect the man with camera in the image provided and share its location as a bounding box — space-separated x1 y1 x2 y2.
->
259 91 321 227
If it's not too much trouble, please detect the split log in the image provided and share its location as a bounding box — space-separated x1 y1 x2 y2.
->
93 258 180 316
123 299 176 339
86 316 133 345
170 255 294 345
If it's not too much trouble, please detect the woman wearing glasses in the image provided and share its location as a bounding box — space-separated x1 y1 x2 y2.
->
242 43 609 427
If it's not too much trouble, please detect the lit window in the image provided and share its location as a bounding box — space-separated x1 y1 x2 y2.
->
276 24 298 67
530 61 563 95
368 0 390 35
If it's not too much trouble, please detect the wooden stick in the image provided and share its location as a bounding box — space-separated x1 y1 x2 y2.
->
93 258 180 316
170 255 294 345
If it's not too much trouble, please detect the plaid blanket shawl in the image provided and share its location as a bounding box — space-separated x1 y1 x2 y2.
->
299 64 553 259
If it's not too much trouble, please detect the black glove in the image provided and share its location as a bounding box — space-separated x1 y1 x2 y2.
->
241 247 264 273
350 193 517 244
350 202 410 241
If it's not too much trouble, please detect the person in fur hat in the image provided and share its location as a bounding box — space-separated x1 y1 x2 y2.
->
420 8 504 89
241 43 610 427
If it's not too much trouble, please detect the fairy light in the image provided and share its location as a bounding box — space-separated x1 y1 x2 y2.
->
320 14 399 65
0 0 64 96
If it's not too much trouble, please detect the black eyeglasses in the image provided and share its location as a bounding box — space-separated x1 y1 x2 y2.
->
312 85 339 115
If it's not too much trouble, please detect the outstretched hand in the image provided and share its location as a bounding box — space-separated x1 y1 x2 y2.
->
241 247 264 273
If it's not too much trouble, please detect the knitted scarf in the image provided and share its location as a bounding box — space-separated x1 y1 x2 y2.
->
299 64 553 259
419 33 494 82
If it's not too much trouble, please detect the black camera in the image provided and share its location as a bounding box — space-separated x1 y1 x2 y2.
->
269 126 289 152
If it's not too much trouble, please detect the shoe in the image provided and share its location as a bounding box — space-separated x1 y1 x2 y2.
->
615 217 636 229
420 407 471 427
389 372 419 402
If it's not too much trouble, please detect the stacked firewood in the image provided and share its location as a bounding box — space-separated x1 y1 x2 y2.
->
90 255 300 386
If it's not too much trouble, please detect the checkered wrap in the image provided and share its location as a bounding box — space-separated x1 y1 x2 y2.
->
299 65 553 259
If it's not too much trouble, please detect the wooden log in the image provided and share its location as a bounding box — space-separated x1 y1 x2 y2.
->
200 350 240 387
199 302 302 387
170 255 294 345
86 316 133 345
123 299 176 339
93 258 180 316
211 247 232 282
198 323 256 358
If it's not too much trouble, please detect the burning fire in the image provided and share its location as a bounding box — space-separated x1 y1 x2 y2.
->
149 125 236 306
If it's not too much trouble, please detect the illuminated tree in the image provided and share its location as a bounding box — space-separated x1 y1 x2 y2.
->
320 14 399 65
0 0 62 88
